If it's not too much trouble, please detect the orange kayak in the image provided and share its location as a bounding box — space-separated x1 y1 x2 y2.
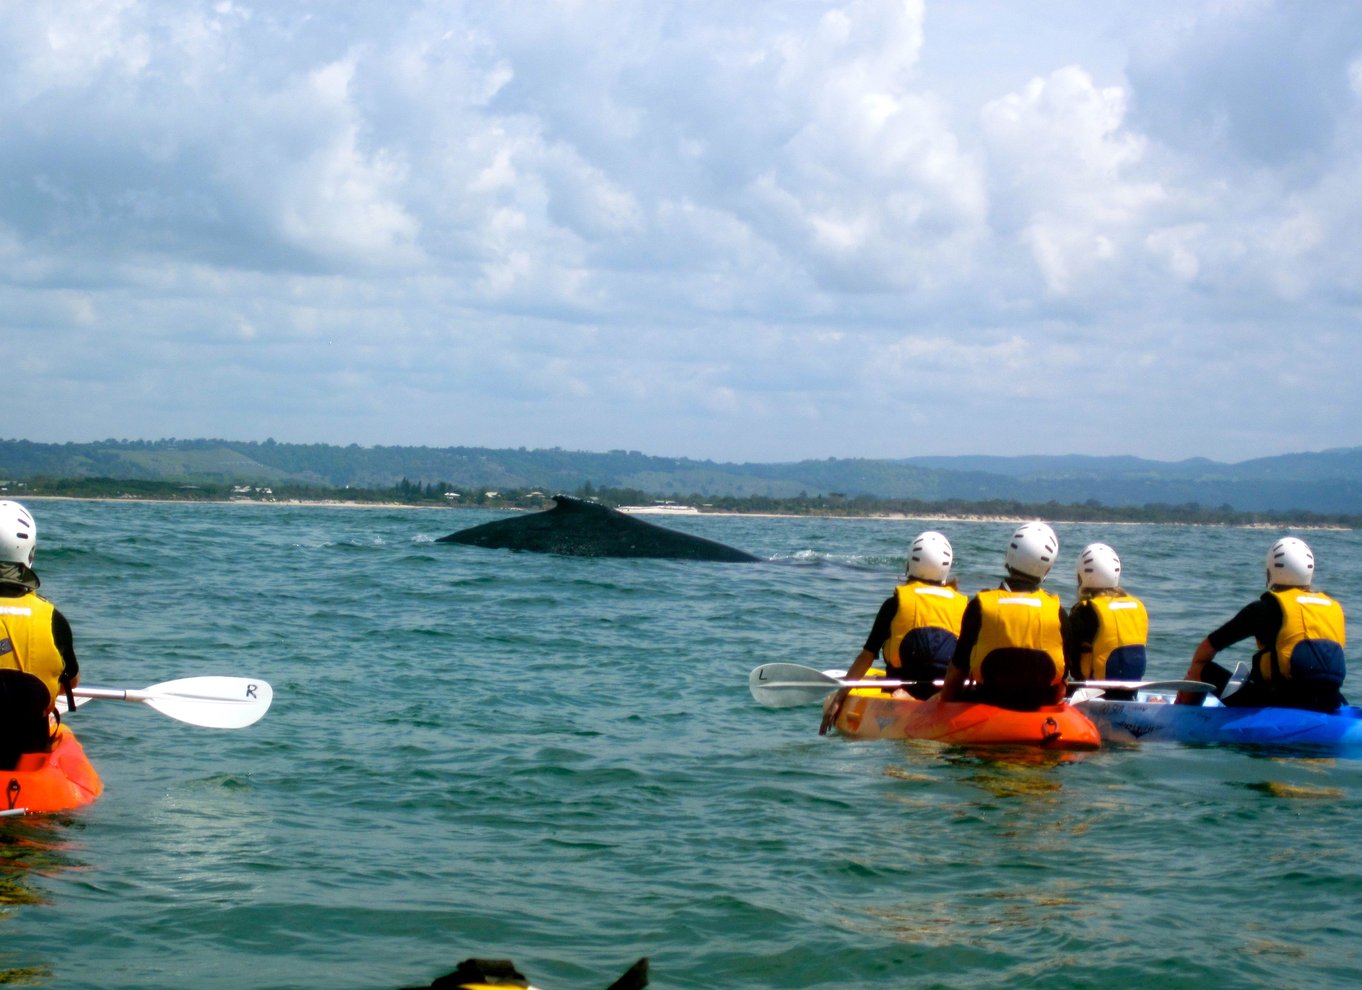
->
3 723 104 816
832 690 1101 751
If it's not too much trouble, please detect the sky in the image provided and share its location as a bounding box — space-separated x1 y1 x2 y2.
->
3 0 1361 465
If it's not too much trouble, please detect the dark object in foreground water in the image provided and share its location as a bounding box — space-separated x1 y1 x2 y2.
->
437 495 759 562
401 955 649 989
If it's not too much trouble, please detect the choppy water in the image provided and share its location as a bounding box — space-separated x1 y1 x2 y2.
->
4 500 1362 989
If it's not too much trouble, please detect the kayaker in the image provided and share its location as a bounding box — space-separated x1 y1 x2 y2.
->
938 522 1069 710
1068 543 1148 696
818 532 967 733
846 530 968 696
1177 536 1346 710
0 501 81 770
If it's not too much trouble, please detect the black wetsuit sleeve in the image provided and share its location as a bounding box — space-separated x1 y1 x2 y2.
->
51 608 79 683
1206 595 1281 653
862 596 898 654
1065 601 1096 673
950 597 982 673
1057 603 1073 678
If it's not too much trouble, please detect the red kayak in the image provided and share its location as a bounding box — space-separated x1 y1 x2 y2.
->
3 724 104 816
831 690 1101 751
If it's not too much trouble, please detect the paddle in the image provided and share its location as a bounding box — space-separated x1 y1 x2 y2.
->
62 676 273 729
750 662 1216 708
1220 661 1248 699
750 663 862 707
1072 679 1217 694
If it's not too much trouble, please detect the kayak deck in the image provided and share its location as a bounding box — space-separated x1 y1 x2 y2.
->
3 723 104 816
833 689 1101 751
1077 695 1362 751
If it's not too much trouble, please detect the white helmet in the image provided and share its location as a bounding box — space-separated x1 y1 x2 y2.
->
1266 536 1314 588
0 500 37 567
1076 542 1121 592
1005 522 1058 580
907 531 953 582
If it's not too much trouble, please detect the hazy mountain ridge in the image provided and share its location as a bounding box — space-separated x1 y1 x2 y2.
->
2 438 1360 513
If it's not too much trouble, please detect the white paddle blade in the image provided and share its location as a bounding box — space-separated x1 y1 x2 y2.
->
751 681 837 708
749 663 842 708
1221 661 1248 699
72 676 274 729
140 676 273 729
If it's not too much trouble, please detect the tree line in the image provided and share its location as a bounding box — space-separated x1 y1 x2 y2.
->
8 475 1356 529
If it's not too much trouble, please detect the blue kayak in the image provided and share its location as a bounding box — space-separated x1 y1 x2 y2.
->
1077 695 1362 751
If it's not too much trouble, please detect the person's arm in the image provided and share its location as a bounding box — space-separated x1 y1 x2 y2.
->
53 608 79 690
843 649 877 683
938 663 968 702
821 597 895 733
1177 598 1274 704
1056 603 1072 683
1066 601 1096 678
938 597 980 702
847 596 896 681
1175 638 1218 704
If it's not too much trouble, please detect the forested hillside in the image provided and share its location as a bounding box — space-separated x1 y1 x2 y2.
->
2 438 1360 514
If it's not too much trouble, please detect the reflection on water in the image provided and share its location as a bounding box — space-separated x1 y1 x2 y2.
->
1244 780 1344 800
1 818 86 904
1 817 90 986
939 747 1077 797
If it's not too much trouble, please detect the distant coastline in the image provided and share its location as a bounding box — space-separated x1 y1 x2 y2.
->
19 491 1351 530
4 437 1362 522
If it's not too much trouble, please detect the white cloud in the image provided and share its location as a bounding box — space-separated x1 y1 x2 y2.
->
3 0 1362 463
981 66 1162 295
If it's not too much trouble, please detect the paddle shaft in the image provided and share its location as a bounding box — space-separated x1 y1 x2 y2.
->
759 675 1216 693
750 662 1217 712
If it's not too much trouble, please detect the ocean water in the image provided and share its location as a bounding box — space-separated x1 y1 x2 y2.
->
3 499 1362 990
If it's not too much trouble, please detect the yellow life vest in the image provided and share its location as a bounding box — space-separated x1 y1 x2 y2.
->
883 581 967 676
1258 589 1346 687
0 592 64 708
1077 593 1149 680
968 587 1065 688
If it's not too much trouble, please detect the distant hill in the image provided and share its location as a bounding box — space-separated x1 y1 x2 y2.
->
2 438 1360 514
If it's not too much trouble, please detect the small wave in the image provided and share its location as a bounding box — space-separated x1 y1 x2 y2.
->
768 550 895 573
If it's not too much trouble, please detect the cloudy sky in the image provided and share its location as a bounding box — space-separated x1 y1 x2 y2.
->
4 1 1361 464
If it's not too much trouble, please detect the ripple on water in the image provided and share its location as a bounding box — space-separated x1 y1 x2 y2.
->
5 504 1362 988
